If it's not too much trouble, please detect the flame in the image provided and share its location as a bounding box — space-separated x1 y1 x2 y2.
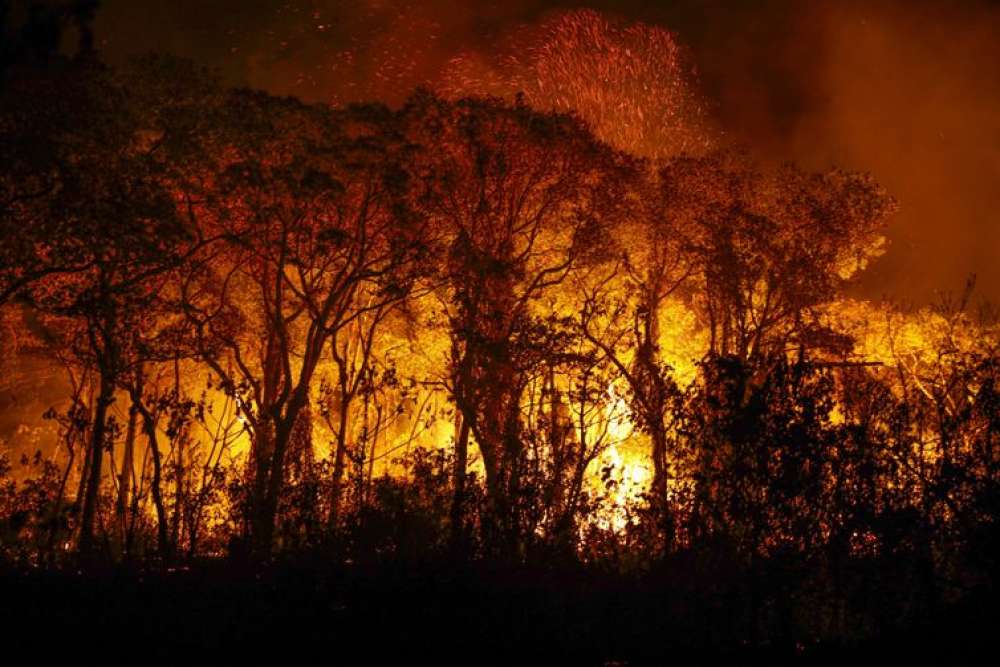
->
595 440 651 534
582 382 651 533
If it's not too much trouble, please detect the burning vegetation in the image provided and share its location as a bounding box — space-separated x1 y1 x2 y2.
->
1 2 999 661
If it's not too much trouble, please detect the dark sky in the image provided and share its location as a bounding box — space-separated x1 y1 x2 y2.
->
92 0 1000 305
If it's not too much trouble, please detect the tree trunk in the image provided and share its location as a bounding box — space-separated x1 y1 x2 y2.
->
137 401 170 562
253 385 312 559
650 426 668 505
253 418 293 559
456 339 525 560
77 367 115 559
116 395 137 559
71 378 98 531
449 415 470 552
46 442 76 562
171 436 183 555
328 395 352 531
641 289 669 505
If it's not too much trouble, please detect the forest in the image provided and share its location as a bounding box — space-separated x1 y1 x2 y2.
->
2 2 999 663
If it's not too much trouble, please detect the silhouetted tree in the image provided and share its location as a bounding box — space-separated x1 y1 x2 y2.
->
403 92 629 557
5 59 213 559
183 92 429 558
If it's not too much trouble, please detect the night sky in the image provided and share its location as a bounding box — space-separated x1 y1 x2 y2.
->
88 0 1000 304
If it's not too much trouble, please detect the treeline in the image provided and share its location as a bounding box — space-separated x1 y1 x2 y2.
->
2 43 1000 646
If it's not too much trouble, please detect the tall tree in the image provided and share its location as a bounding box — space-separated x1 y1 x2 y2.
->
18 64 197 559
184 92 428 558
403 92 629 557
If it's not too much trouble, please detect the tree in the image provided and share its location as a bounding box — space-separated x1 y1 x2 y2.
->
18 65 198 559
403 92 630 557
184 92 429 558
578 168 690 512
660 152 894 364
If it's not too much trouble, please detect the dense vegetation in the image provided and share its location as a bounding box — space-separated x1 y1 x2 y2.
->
2 7 999 659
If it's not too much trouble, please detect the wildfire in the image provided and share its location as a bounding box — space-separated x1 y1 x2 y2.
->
587 382 650 532
597 441 652 533
4 3 996 580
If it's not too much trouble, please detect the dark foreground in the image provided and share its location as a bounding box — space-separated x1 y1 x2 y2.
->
1 561 994 665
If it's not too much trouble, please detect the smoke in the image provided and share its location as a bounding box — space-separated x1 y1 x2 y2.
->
801 1 1000 304
92 0 1000 303
667 0 1000 304
94 1 547 103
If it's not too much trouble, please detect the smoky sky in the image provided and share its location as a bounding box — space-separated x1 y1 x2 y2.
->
92 0 1000 305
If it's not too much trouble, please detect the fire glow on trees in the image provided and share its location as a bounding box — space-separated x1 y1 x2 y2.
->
1 11 999 652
